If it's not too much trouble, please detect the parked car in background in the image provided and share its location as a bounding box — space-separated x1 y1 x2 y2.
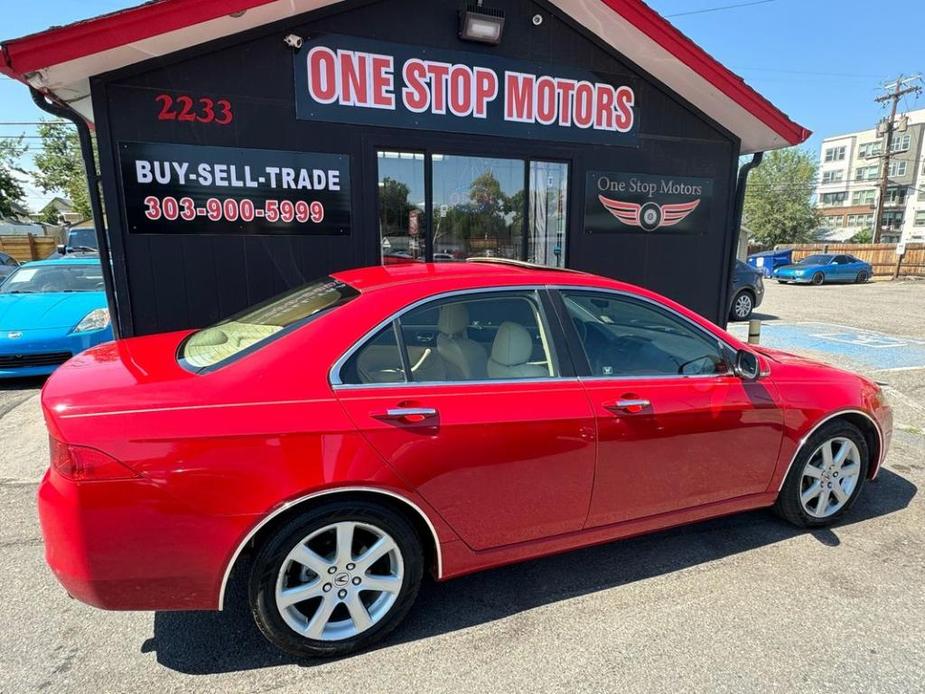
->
46 228 100 259
0 257 112 377
38 260 890 658
729 260 764 321
773 254 872 285
0 251 19 282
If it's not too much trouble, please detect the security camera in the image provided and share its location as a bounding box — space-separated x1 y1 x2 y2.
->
283 34 303 49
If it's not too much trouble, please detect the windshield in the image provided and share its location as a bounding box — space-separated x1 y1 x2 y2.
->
799 255 834 265
67 229 98 251
179 277 359 370
0 264 104 294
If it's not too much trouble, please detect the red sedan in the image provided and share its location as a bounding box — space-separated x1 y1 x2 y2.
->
38 260 891 657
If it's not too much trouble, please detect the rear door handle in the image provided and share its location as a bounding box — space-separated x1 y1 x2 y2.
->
604 399 651 414
374 407 438 423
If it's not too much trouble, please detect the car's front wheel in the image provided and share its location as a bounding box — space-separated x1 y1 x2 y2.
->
729 290 755 321
774 420 869 528
856 270 869 283
811 272 825 286
249 500 423 658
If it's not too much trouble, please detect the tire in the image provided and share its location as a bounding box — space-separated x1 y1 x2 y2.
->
774 420 869 528
856 271 869 284
811 272 825 286
249 500 423 658
729 290 755 321
776 280 788 284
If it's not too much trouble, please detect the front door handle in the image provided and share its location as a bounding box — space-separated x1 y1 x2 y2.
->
604 399 651 414
374 407 438 423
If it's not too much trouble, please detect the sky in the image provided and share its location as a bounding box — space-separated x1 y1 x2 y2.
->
2 0 923 212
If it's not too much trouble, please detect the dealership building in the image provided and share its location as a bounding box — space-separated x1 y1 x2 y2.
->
1 0 808 337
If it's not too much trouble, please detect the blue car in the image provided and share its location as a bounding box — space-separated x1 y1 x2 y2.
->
772 253 872 286
0 257 113 378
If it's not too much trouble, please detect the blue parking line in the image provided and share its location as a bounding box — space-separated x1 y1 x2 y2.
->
729 322 925 371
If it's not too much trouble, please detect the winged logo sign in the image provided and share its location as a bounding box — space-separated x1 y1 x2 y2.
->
585 171 713 235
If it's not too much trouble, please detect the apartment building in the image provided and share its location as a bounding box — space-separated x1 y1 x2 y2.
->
816 107 925 243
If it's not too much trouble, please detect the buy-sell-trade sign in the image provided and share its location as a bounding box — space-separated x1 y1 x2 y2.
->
294 34 638 148
585 171 713 234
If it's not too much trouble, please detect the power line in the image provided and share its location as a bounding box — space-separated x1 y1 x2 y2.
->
665 0 776 18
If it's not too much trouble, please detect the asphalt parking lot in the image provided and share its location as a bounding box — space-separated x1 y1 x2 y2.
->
1 280 923 693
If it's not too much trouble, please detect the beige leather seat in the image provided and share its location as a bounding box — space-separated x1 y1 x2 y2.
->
437 303 487 381
487 321 549 379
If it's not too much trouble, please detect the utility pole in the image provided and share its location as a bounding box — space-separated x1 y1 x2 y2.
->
872 75 922 243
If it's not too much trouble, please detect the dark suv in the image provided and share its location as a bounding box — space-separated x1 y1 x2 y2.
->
729 260 764 321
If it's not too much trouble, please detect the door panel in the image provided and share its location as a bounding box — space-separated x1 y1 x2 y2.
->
582 375 784 527
336 381 596 549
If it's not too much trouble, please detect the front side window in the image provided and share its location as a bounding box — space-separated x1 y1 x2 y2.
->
0 263 103 293
561 291 728 378
339 290 558 385
180 277 358 370
799 254 834 265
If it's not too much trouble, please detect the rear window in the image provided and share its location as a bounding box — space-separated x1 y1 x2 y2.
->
178 277 358 371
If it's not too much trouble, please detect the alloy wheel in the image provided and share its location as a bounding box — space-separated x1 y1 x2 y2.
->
274 521 404 641
733 292 753 320
799 436 862 518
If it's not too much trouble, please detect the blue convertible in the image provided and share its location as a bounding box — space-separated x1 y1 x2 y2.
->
773 253 873 286
0 256 113 378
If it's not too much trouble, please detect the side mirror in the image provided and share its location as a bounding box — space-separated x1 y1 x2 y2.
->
734 349 760 381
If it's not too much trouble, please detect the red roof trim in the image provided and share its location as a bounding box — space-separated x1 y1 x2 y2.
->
1 0 278 75
0 0 809 146
601 0 810 145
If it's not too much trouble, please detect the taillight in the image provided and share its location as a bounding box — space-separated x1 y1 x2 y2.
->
49 436 140 482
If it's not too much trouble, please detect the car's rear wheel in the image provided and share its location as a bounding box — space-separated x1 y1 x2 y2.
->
249 501 423 658
774 420 869 528
776 279 788 284
729 290 754 321
811 272 824 286
856 270 869 283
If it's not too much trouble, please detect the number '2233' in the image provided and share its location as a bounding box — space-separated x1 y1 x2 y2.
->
156 94 233 125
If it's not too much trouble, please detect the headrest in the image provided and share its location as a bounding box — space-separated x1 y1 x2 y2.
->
490 321 533 366
438 303 469 336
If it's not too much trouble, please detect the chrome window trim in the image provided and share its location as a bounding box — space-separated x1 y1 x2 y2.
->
774 408 885 491
329 285 554 388
218 485 443 610
550 285 746 379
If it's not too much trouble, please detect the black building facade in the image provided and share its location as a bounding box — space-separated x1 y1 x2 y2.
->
3 0 809 337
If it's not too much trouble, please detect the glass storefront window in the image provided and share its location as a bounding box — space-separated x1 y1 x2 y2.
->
528 161 568 267
432 154 525 262
377 151 426 264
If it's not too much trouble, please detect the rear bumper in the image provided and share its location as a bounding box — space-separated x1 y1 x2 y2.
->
37 466 256 611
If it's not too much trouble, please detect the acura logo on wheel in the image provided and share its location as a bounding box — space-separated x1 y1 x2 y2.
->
333 572 350 587
598 195 700 231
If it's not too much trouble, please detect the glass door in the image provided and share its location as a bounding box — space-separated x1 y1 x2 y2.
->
375 147 569 267
376 151 426 264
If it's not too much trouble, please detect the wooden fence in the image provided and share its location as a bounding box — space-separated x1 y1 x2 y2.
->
785 243 925 278
0 234 58 262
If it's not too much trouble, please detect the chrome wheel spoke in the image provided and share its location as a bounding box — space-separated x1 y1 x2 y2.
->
801 482 822 505
803 465 823 480
344 592 373 632
815 488 831 515
820 440 834 468
356 536 396 572
335 522 356 565
840 463 860 480
304 595 338 639
290 544 332 577
362 574 402 594
833 440 851 466
831 481 849 503
277 581 324 608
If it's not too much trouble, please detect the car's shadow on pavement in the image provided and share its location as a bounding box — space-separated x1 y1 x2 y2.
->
146 468 916 674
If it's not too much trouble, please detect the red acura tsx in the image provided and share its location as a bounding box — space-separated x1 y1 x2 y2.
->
38 259 891 657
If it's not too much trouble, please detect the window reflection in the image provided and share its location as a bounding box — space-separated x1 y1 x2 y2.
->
432 155 524 262
377 151 426 264
528 162 568 267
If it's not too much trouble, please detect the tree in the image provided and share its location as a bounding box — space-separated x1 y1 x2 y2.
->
850 228 873 244
743 148 820 246
33 122 92 220
0 137 28 218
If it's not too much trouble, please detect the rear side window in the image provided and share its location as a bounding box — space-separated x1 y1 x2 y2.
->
179 277 358 371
